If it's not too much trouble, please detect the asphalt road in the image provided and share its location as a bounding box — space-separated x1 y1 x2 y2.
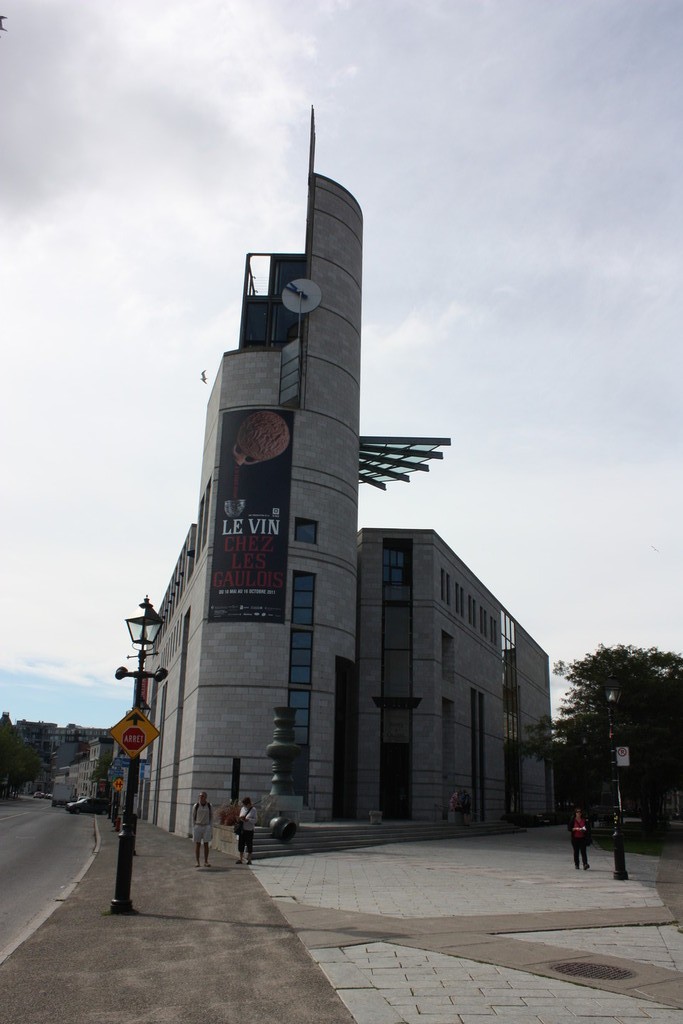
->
0 797 98 960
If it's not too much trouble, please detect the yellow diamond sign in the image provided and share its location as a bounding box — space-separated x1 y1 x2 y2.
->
110 707 160 759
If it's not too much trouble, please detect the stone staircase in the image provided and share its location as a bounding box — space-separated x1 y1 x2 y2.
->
250 819 523 861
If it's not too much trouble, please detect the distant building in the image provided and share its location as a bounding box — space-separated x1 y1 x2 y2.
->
143 124 552 831
15 720 109 792
79 736 114 799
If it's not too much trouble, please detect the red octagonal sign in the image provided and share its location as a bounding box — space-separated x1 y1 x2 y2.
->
122 727 145 751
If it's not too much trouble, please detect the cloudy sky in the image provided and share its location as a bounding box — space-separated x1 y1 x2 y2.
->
1 0 681 729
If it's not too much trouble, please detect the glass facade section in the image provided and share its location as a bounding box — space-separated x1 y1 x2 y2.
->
380 540 413 819
240 254 307 348
289 631 312 685
291 573 315 625
288 689 310 745
502 611 521 814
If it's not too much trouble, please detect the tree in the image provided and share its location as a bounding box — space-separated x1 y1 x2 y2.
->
521 714 604 812
548 645 683 832
0 724 42 795
91 750 112 792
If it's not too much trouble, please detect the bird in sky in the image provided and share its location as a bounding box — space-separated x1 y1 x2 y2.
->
0 16 7 33
651 545 660 553
200 371 207 384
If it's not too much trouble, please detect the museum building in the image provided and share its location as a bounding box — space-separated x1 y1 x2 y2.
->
144 139 552 831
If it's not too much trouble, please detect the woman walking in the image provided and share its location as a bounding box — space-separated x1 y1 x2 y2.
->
236 796 258 865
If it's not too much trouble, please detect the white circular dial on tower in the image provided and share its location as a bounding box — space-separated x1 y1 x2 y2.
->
281 278 322 313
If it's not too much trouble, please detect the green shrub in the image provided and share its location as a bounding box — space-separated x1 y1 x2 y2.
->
216 801 241 827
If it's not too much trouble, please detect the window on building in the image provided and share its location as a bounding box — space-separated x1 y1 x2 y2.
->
291 572 315 625
383 542 412 602
289 687 311 800
384 546 410 585
198 479 211 552
468 595 477 626
502 610 521 814
442 631 455 684
381 540 413 702
288 689 310 745
273 257 307 295
197 495 205 552
294 518 318 543
243 301 268 345
289 631 313 685
383 606 411 697
471 688 485 821
240 254 308 349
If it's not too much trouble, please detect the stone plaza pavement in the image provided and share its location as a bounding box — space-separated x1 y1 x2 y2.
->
251 824 683 1023
2 815 683 1024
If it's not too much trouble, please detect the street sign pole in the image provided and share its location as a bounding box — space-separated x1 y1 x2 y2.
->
111 669 143 914
110 596 166 915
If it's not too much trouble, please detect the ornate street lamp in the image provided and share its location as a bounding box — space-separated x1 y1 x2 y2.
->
604 676 628 881
111 597 167 914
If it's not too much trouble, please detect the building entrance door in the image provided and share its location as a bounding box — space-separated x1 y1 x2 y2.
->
380 742 410 819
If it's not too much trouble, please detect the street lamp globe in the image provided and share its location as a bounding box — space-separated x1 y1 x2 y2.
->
125 596 163 648
604 677 622 705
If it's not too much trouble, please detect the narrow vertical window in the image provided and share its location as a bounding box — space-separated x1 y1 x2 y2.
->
289 631 313 685
291 573 315 625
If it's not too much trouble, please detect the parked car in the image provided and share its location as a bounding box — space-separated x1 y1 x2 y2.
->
66 797 109 815
33 791 45 798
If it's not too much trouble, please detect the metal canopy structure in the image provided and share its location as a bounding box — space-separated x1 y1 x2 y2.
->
358 436 451 490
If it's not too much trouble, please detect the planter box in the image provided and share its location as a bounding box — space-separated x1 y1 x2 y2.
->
211 823 238 856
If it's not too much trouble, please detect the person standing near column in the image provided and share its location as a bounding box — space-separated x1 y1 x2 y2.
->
192 791 212 867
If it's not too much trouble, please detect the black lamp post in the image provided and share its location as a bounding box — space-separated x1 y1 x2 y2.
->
110 596 167 914
604 676 628 881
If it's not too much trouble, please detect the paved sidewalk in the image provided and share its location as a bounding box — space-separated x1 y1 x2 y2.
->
2 818 683 1024
0 817 354 1024
253 825 683 1023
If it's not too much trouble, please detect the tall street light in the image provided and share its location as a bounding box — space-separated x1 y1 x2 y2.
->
110 597 167 914
604 676 628 881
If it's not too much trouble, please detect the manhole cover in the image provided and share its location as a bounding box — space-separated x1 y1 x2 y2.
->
551 961 635 981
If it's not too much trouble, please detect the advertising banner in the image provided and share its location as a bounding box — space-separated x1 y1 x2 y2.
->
209 408 294 622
